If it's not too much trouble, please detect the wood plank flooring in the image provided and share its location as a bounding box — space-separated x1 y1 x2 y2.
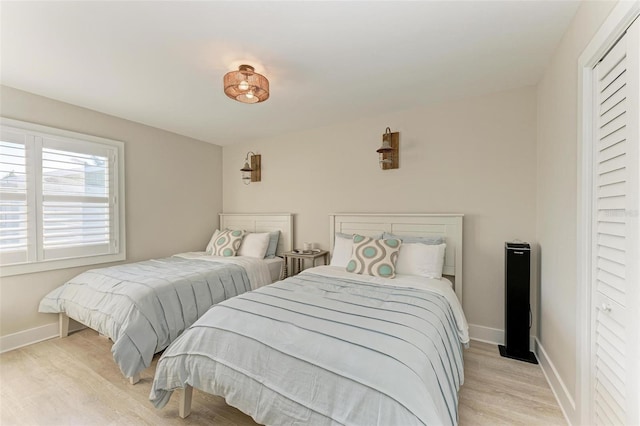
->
0 329 566 425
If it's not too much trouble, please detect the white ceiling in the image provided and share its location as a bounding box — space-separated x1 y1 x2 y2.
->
1 1 580 146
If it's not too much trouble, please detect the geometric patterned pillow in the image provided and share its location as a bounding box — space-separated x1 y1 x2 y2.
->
346 234 401 278
205 229 221 254
212 229 245 257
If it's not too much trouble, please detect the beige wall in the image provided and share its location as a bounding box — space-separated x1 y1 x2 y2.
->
0 85 223 337
223 86 538 332
536 0 616 422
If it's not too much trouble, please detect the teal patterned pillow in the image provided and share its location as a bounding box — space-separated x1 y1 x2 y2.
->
212 229 245 257
346 235 401 278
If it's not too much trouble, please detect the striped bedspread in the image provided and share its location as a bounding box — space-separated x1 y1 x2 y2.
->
150 266 469 425
39 255 263 378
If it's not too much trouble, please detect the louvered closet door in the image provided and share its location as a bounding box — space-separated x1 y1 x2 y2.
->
591 17 639 426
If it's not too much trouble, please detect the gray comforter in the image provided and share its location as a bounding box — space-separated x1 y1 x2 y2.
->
39 256 252 378
150 266 468 425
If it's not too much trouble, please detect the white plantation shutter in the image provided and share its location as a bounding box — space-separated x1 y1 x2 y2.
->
41 137 117 260
0 119 125 276
591 18 639 426
0 129 34 265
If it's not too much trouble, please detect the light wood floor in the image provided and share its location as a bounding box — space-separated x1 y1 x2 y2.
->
0 329 566 425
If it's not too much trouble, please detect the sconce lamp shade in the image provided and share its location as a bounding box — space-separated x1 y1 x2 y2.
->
376 140 394 153
240 152 261 184
377 127 399 170
224 65 270 104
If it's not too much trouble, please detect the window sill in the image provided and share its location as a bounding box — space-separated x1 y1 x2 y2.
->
0 252 126 277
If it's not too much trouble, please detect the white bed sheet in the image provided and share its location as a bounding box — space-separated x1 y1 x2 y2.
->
264 257 284 283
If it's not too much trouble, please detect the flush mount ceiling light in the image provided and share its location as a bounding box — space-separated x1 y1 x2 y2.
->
223 65 270 104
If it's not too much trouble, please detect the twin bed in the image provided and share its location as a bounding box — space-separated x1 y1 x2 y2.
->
149 213 468 425
38 213 293 384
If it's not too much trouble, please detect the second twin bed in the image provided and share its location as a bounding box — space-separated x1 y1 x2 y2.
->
38 213 292 383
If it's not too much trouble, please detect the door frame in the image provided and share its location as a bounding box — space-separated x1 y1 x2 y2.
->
577 2 640 424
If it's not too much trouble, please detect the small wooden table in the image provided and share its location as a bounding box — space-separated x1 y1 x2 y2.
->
283 250 330 278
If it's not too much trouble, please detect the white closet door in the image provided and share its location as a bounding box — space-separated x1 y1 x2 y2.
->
591 17 639 426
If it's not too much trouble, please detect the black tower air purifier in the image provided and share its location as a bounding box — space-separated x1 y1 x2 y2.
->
499 242 538 364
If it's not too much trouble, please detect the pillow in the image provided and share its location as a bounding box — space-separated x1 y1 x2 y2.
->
395 243 447 279
346 235 401 279
383 232 444 245
264 230 280 258
238 232 271 258
205 229 221 254
330 233 354 267
331 232 384 267
211 229 245 257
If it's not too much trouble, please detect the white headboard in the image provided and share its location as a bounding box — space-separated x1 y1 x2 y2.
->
329 213 463 302
220 213 293 256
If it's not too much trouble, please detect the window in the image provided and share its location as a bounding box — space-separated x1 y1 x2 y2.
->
0 118 125 276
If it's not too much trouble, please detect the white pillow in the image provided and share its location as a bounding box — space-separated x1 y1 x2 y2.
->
237 232 271 258
330 234 354 267
206 229 221 254
395 243 446 279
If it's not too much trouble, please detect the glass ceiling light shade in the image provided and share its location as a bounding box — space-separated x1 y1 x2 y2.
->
224 65 270 104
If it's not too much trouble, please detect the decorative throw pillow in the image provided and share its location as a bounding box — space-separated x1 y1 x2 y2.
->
346 235 401 278
212 229 245 257
205 229 221 254
331 232 385 267
238 232 271 258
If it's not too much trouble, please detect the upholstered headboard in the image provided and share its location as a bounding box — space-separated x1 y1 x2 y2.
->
329 213 463 302
220 213 293 256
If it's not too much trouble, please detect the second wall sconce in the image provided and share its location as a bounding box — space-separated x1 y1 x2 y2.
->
240 151 261 184
376 127 399 170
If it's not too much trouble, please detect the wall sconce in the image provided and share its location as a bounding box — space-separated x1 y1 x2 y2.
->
240 151 261 184
376 127 399 170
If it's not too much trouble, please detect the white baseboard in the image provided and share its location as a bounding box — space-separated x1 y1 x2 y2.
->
534 337 575 425
468 324 504 345
468 323 535 350
0 321 85 354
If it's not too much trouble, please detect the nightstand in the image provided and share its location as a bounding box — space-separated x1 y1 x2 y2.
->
283 250 330 278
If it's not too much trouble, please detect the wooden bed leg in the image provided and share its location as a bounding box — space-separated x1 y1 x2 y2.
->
179 385 193 419
59 313 69 338
129 374 140 385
